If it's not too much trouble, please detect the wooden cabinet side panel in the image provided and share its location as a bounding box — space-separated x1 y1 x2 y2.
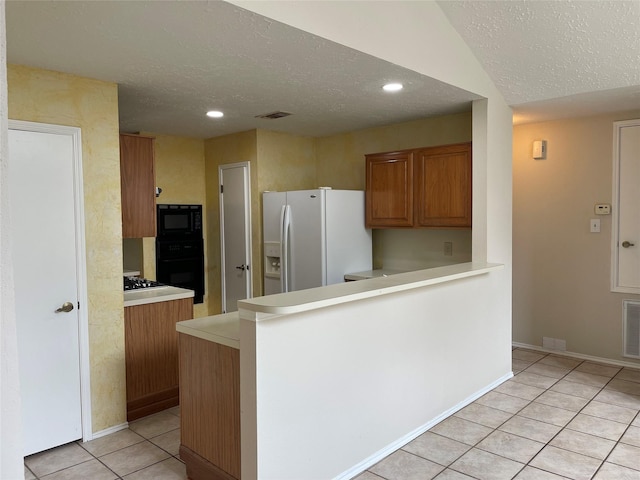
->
365 152 414 227
416 143 472 227
124 298 193 405
120 134 156 238
180 334 240 479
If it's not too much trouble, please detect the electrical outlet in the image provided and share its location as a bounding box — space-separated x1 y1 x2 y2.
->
444 242 453 256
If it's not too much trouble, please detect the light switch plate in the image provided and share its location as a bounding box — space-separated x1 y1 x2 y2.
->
590 218 601 233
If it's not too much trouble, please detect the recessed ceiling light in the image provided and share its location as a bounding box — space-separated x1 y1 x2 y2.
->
206 110 224 118
383 83 403 92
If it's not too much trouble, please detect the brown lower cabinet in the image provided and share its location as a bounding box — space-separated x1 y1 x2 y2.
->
179 333 240 480
124 298 193 421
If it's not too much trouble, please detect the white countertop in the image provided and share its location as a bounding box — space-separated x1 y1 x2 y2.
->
176 312 239 349
124 286 194 307
239 262 503 316
124 269 141 277
344 269 408 281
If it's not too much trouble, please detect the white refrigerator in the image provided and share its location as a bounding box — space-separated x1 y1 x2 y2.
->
263 189 372 295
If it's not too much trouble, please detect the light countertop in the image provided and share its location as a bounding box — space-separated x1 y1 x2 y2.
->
176 312 239 349
240 262 503 316
344 269 408 281
124 286 194 307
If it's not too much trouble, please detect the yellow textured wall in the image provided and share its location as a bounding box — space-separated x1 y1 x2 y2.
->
204 130 258 314
316 112 473 189
8 65 125 432
513 111 640 364
139 133 209 318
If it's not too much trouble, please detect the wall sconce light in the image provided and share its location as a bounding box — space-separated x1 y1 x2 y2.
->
533 140 547 160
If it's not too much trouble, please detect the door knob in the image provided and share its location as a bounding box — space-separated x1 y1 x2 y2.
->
622 241 635 248
235 264 246 271
55 301 74 313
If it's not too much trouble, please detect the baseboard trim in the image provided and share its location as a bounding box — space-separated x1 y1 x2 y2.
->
335 371 514 480
512 342 640 369
89 422 129 441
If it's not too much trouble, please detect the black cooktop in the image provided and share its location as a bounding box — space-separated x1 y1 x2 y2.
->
123 276 163 291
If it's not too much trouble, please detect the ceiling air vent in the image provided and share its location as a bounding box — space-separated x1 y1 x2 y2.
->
255 111 292 120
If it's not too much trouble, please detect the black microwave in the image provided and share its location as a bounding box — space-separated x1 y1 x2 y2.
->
157 204 202 238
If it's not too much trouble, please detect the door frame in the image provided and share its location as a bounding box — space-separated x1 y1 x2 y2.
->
611 118 640 294
9 119 92 442
219 161 253 313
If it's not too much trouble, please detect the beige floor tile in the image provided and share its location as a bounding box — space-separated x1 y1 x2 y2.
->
370 450 444 480
621 425 640 447
402 431 470 467
476 430 545 463
149 428 181 456
499 416 562 443
430 417 493 446
592 462 640 480
574 362 621 378
564 371 612 388
80 428 145 457
513 359 533 373
582 400 638 424
593 389 640 411
514 466 569 479
529 445 602 479
24 465 37 480
449 448 524 480
454 403 513 428
524 363 572 379
550 379 601 399
475 391 530 414
518 402 577 427
25 443 94 477
616 368 640 384
355 472 386 480
40 459 117 480
607 443 640 471
513 372 559 390
99 441 170 477
534 390 589 412
123 457 188 480
634 414 640 427
495 380 546 401
566 413 628 441
129 412 181 439
512 349 546 363
549 429 615 460
433 470 476 479
604 379 640 397
538 355 582 370
167 406 181 417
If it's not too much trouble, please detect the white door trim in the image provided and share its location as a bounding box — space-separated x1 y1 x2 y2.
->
9 119 92 442
611 118 640 294
219 161 253 313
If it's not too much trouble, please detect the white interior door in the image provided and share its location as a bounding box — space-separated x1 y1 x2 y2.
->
612 120 640 293
9 122 87 456
219 162 252 312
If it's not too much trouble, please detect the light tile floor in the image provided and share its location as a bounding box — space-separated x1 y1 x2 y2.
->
23 348 640 480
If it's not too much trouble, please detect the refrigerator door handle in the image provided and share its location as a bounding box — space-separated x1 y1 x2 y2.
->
280 205 291 292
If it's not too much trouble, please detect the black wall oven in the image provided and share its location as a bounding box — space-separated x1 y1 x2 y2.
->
156 204 205 304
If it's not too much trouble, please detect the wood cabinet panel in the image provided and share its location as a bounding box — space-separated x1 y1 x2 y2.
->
415 143 472 227
120 133 156 238
365 151 414 227
179 334 240 480
124 298 193 421
365 142 471 229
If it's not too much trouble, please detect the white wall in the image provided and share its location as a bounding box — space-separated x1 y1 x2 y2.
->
0 1 25 478
240 269 510 479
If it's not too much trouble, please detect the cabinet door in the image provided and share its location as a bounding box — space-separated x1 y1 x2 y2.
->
365 151 414 227
415 143 472 228
120 134 156 238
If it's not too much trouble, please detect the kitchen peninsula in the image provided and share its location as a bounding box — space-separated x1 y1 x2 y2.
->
176 262 509 480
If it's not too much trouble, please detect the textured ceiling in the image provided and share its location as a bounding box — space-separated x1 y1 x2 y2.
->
5 1 640 138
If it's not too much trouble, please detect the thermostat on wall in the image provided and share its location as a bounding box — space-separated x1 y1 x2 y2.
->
594 204 611 215
533 140 547 159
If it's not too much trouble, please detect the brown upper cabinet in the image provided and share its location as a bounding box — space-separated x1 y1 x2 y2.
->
365 142 471 229
120 133 156 238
